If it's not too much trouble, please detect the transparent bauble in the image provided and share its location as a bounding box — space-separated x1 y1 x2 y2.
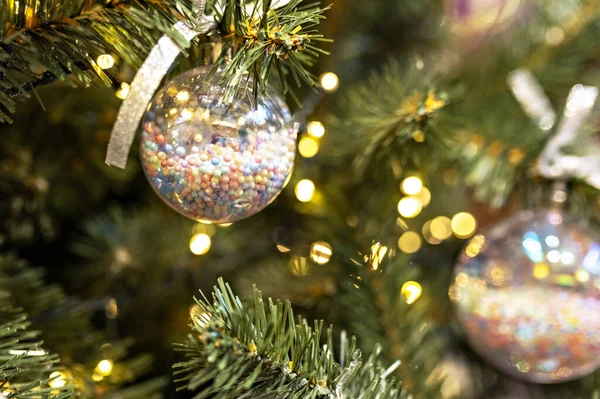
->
140 66 296 223
452 209 600 383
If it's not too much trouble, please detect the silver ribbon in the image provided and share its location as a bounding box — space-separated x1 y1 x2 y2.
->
507 69 600 188
106 0 294 168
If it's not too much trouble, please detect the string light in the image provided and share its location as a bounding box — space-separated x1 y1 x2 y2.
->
319 72 339 92
430 216 452 240
298 137 320 158
189 233 211 255
310 241 332 264
116 82 130 99
414 187 431 207
398 232 422 254
307 121 325 138
397 197 422 218
49 371 68 388
96 360 114 377
401 176 423 195
451 212 477 238
295 179 315 202
401 281 423 304
96 54 115 70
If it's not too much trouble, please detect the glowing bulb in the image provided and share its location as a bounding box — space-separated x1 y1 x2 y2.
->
430 216 452 240
320 72 339 92
96 54 115 70
307 121 325 138
116 82 130 100
397 197 422 218
295 179 315 202
310 241 333 264
298 137 319 158
451 212 477 238
401 281 422 304
49 371 67 388
401 176 423 195
398 232 421 254
189 233 211 255
176 90 190 102
96 360 113 376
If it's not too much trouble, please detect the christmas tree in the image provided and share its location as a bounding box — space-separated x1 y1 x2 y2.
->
3 0 600 397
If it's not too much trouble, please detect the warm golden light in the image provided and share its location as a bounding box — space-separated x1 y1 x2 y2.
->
576 269 590 283
190 304 211 328
276 244 290 253
298 137 319 158
116 82 130 100
289 256 309 276
430 216 452 241
465 235 485 257
219 223 232 227
414 187 431 207
307 121 325 138
320 72 339 92
401 281 423 304
105 298 119 319
49 371 68 388
422 220 442 245
398 231 422 254
370 242 389 270
96 359 113 377
397 197 422 218
176 90 190 102
189 233 211 255
295 179 315 202
451 212 477 238
310 241 333 264
96 54 115 70
401 176 423 195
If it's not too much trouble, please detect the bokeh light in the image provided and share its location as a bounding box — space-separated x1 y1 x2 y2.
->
96 54 114 70
310 241 333 264
320 72 339 92
398 232 422 254
116 82 130 100
401 281 423 304
189 233 211 255
414 186 431 207
49 371 68 388
298 137 320 158
401 176 423 195
398 197 422 218
96 359 113 376
431 216 452 240
307 121 325 138
295 179 315 202
452 212 477 238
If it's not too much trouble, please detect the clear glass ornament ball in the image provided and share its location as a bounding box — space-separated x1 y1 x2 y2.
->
453 210 600 383
139 66 297 223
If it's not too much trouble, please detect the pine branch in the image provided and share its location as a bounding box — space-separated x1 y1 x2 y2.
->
0 295 73 398
174 278 408 399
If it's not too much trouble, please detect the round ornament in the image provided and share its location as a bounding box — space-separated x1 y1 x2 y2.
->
139 66 297 223
453 209 600 383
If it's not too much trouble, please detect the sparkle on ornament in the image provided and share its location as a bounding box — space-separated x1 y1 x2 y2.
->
401 281 422 304
49 371 68 388
310 241 333 264
298 137 319 158
320 72 339 92
190 304 211 328
96 54 115 70
398 197 422 218
189 233 211 255
295 179 315 202
116 82 130 99
466 235 485 257
398 232 422 254
307 121 325 138
176 90 190 102
370 242 388 270
401 176 423 195
9 349 45 356
431 216 452 240
451 212 477 238
96 359 113 376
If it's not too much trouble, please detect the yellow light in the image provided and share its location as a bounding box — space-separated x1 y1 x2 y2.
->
298 137 319 158
397 197 422 218
398 232 421 254
533 262 549 279
295 179 315 202
219 223 232 227
310 241 333 264
401 281 422 304
576 269 590 283
455 272 469 287
96 360 113 377
49 371 67 388
319 72 339 92
116 82 130 100
276 244 290 253
412 130 425 142
189 233 211 255
190 304 211 328
105 298 119 319
430 216 452 241
422 220 442 245
96 54 115 70
369 242 389 270
307 121 325 138
176 90 190 102
414 187 431 207
465 234 485 257
451 212 477 238
289 256 309 276
401 176 423 195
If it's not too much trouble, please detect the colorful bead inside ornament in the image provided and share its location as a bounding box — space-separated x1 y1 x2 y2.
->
453 210 600 383
140 66 296 223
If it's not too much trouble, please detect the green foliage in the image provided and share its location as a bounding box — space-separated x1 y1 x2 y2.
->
0 294 73 398
174 278 408 398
